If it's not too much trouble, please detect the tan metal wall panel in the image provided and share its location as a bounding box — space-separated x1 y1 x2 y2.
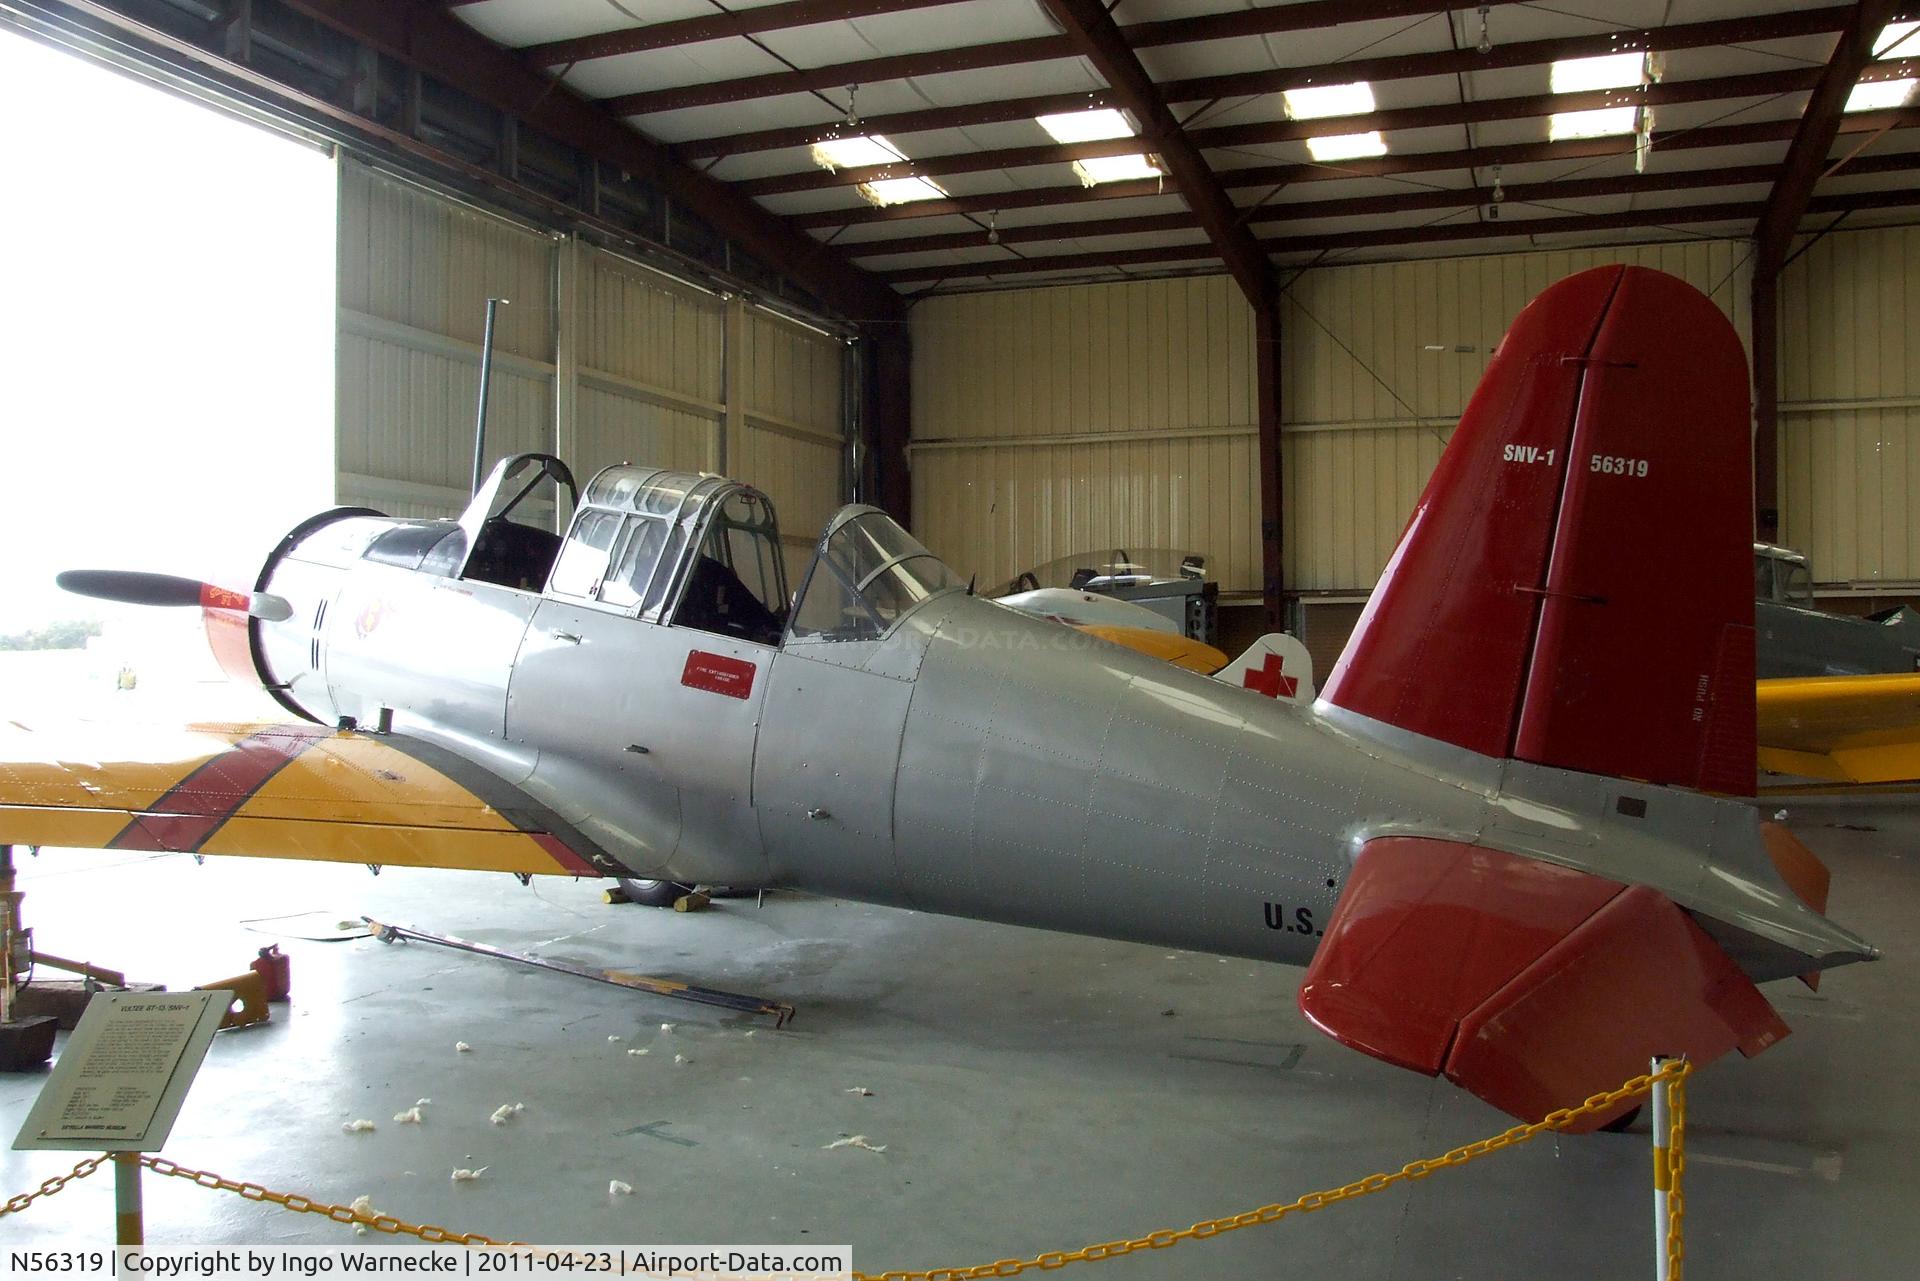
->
911 275 1259 591
575 390 715 483
727 303 847 550
579 245 724 404
1779 225 1920 586
336 158 556 517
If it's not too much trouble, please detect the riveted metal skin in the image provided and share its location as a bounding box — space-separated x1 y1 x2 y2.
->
22 270 1878 1127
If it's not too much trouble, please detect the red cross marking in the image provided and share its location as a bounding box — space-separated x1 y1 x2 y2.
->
1243 651 1298 699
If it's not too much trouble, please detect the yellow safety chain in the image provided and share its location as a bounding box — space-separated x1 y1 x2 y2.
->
0 1062 1693 1278
0 1155 108 1220
854 1059 1695 1281
135 1157 516 1246
1666 1066 1687 1280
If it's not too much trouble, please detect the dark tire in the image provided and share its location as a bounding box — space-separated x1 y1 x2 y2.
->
616 877 696 908
1598 1105 1642 1134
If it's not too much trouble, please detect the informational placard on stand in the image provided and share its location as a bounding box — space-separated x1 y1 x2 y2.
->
12 989 225 1151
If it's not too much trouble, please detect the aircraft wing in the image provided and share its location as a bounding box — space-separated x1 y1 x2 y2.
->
0 719 616 877
1756 671 1920 787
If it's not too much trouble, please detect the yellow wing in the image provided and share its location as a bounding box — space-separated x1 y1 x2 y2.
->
1074 624 1230 674
0 719 619 877
1756 672 1920 787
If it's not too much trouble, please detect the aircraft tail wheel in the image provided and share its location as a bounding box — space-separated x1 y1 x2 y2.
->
615 878 696 908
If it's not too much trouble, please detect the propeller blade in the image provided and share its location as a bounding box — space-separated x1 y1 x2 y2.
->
56 571 293 622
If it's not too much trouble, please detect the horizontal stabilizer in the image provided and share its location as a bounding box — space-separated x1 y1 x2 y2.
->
1300 837 1790 1130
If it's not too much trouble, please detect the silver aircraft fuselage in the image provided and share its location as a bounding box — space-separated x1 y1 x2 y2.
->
252 501 1866 986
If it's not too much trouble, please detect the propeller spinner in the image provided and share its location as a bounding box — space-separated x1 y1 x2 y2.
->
56 570 294 622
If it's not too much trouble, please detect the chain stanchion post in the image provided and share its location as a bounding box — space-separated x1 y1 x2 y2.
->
113 1153 143 1248
1651 1056 1674 1281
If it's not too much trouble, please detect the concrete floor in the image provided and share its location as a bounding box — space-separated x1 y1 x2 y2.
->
2 802 1914 1278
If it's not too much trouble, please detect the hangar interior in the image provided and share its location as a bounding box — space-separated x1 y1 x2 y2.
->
3 0 1920 1276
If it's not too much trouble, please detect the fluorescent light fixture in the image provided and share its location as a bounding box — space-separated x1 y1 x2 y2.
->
1306 131 1388 162
1551 52 1647 94
810 134 905 171
1073 154 1160 185
1035 108 1135 143
1549 106 1638 140
1875 20 1919 58
858 175 948 206
1846 78 1917 112
1283 81 1376 120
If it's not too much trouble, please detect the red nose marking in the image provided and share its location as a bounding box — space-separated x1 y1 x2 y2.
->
1243 652 1298 699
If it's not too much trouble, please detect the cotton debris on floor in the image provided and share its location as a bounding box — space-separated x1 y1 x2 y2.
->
394 1107 423 1125
341 1119 376 1133
845 1087 873 1096
674 1054 688 1065
490 1102 526 1126
451 1167 487 1182
660 1023 675 1033
608 1180 633 1197
823 1135 886 1153
628 1048 649 1056
608 1035 623 1043
349 1194 380 1236
456 1042 472 1053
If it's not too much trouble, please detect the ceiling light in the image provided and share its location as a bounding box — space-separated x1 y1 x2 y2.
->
811 134 904 172
1073 154 1160 186
1846 78 1917 112
1875 21 1919 59
1036 108 1135 143
1551 52 1648 94
1283 81 1376 120
1306 131 1388 162
1477 6 1492 55
1549 107 1638 140
858 175 948 207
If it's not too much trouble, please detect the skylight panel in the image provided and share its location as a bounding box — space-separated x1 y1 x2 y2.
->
1548 106 1639 140
1875 20 1919 58
858 175 948 207
1551 52 1647 94
811 134 906 172
1846 78 1916 112
1306 131 1388 162
1283 81 1376 120
1035 108 1135 143
1073 154 1160 186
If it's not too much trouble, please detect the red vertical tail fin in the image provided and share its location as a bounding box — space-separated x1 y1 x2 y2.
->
1321 265 1755 795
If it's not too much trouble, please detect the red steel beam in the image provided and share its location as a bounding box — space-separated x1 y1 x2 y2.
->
1035 0 1272 308
274 0 902 320
1757 1 1903 273
683 6 1853 161
599 0 1527 118
522 0 970 68
736 67 1837 197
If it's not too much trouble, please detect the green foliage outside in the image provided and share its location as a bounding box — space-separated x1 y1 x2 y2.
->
0 619 102 652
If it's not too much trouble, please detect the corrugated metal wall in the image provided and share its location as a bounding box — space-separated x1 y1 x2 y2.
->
337 160 557 517
734 307 850 554
912 274 1260 590
336 157 847 547
570 242 725 481
910 241 1753 597
1779 224 1920 589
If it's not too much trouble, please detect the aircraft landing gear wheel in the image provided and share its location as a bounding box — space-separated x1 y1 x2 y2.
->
615 877 696 908
1598 1105 1642 1134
